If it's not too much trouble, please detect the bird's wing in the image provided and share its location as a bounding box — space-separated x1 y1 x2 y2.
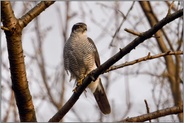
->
87 37 100 67
88 37 111 114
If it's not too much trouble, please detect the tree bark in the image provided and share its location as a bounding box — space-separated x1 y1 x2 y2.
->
1 1 55 122
139 1 183 121
1 1 37 122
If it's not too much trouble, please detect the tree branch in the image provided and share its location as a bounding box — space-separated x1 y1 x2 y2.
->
19 1 55 28
1 1 56 122
1 1 37 122
109 1 135 47
124 28 160 38
139 2 183 121
106 51 183 72
144 99 151 122
121 105 183 122
48 8 183 122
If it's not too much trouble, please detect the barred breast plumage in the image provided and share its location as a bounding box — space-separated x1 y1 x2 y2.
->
63 22 111 114
64 33 96 81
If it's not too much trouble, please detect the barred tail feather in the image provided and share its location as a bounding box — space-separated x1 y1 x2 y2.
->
93 79 111 114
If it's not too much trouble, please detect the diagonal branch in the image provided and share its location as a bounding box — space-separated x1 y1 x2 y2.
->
109 1 135 47
48 9 183 122
106 51 183 72
19 1 55 28
120 105 183 122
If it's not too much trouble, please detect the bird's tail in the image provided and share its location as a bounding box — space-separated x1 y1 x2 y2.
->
93 79 111 114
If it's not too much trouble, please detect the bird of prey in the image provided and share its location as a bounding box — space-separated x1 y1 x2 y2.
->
63 22 111 114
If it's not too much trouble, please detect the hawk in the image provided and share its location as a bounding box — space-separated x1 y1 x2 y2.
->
63 22 111 114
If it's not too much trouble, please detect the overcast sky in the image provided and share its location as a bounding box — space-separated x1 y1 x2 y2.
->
1 1 182 122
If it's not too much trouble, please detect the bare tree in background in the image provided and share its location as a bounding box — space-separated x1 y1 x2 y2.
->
1 1 183 122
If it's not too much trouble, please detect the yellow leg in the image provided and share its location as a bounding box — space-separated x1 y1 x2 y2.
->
72 78 84 92
77 78 83 86
72 87 77 93
72 75 87 93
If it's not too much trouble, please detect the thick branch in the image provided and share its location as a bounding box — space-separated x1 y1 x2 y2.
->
1 1 36 122
19 1 55 28
49 9 183 122
121 105 183 122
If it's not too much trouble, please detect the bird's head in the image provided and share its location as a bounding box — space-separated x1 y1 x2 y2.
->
71 22 87 35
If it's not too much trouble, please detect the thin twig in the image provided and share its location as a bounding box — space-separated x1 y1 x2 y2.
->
124 28 143 36
106 51 183 73
166 1 175 16
109 1 135 47
124 28 160 38
144 99 151 122
165 1 178 12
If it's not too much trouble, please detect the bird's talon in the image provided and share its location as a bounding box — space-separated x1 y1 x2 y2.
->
72 87 77 93
77 79 83 86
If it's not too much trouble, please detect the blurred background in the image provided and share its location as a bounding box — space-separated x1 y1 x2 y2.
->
1 1 183 122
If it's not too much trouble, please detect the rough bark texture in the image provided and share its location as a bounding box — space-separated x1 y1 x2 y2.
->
1 1 37 122
139 1 183 122
1 1 55 122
